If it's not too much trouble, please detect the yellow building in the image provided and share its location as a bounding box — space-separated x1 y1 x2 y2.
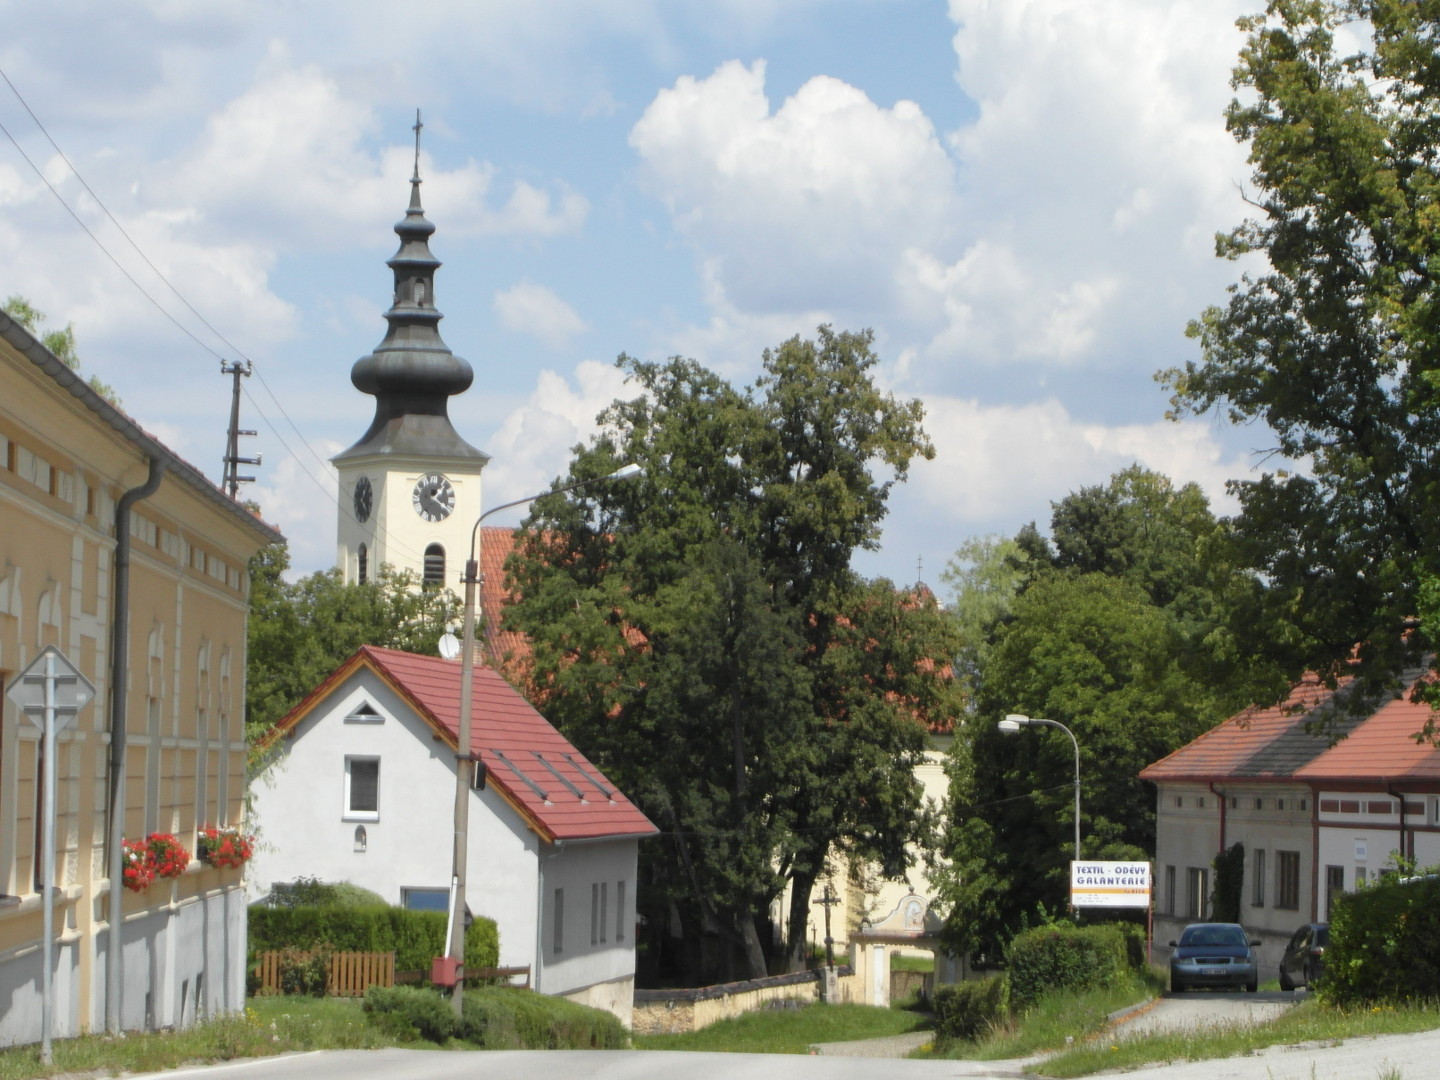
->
0 309 281 1045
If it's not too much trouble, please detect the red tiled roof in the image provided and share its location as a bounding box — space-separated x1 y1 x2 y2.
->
1141 667 1440 787
1295 690 1440 782
272 645 656 844
1139 673 1349 782
478 526 530 673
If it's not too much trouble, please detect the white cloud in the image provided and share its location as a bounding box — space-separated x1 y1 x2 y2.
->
479 359 636 517
494 281 589 350
631 60 960 315
245 440 342 579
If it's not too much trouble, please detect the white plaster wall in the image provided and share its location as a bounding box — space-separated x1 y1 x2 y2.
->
535 837 640 1000
247 668 542 972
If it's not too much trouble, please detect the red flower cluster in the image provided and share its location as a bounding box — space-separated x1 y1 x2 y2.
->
121 839 154 892
197 825 254 869
146 833 191 879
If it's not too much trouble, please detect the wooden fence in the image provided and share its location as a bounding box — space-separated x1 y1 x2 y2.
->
253 950 395 997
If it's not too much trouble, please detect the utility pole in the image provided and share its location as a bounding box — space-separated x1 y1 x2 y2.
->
220 360 259 498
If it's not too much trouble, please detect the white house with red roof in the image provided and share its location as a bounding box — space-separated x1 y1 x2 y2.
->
1141 667 1440 965
247 645 656 1023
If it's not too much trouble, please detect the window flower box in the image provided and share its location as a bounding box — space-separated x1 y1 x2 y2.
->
197 825 253 870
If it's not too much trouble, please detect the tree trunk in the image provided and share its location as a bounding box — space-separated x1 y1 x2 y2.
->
785 867 820 972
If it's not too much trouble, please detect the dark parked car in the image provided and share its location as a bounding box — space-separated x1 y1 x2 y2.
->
1169 922 1261 992
1278 922 1329 991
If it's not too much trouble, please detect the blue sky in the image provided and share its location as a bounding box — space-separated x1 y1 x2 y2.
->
0 0 1266 592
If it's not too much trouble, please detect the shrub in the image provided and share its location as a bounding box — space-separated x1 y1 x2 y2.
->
1210 842 1245 923
249 904 499 976
933 975 1009 1042
1006 923 1129 1013
464 987 627 1049
1324 874 1440 1005
363 985 483 1044
274 945 331 997
262 876 387 908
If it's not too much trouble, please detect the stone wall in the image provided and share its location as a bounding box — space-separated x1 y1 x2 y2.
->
632 967 858 1035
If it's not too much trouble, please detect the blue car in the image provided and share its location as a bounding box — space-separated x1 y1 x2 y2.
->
1169 922 1261 993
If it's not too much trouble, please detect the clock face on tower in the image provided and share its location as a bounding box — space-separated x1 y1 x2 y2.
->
412 473 456 522
353 476 373 523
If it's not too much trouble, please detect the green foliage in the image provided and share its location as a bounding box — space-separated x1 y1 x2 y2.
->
1324 874 1440 1005
263 876 387 908
1162 0 1440 704
1210 842 1245 923
465 987 628 1049
939 566 1226 957
274 945 331 996
248 904 498 976
362 985 484 1043
3 293 122 407
1005 924 1130 1014
932 975 1009 1043
245 547 461 738
632 1002 925 1054
504 327 961 979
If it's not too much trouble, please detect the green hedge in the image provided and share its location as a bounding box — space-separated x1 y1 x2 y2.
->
362 985 627 1048
1006 923 1130 1013
1325 875 1440 1005
933 975 1009 1042
249 904 499 975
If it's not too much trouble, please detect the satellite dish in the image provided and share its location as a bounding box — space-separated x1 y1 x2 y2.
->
438 632 460 660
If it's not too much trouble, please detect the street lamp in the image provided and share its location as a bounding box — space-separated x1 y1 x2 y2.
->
445 462 640 1015
999 713 1081 863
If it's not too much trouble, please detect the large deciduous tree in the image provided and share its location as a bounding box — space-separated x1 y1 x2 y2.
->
937 468 1260 957
1162 0 1440 693
504 327 962 981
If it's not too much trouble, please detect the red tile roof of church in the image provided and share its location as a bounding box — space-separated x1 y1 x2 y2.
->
270 645 657 844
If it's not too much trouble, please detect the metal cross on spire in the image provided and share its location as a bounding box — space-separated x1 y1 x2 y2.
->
412 108 423 182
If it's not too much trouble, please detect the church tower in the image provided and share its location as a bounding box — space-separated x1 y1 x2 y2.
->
333 116 488 588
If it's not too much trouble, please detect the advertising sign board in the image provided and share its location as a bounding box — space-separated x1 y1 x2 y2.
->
1071 861 1151 908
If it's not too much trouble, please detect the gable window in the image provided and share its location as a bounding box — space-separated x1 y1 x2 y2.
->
423 544 445 588
345 757 380 821
1277 850 1300 909
1251 849 1266 907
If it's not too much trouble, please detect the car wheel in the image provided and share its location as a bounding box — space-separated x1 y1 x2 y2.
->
1246 980 1258 993
1303 961 1317 988
1170 979 1186 994
1279 967 1295 992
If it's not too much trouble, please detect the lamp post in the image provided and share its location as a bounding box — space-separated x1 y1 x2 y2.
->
999 713 1081 863
446 462 641 1015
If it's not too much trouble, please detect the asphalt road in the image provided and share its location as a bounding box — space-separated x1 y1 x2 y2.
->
129 991 1438 1080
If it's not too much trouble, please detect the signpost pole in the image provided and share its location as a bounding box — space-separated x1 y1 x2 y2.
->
7 646 95 1064
40 651 56 1066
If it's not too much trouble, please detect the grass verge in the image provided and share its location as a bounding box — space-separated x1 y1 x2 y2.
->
0 989 623 1080
633 1001 929 1054
1038 997 1440 1078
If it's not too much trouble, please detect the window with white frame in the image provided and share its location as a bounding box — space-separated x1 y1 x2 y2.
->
553 888 564 954
345 757 380 820
1252 848 1266 907
616 880 627 941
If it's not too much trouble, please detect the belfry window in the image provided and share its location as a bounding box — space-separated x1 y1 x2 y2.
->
423 544 445 588
358 543 368 585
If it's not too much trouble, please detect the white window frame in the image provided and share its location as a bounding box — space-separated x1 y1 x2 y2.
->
344 756 380 821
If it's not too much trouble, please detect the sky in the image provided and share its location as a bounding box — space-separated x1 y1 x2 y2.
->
0 0 1272 594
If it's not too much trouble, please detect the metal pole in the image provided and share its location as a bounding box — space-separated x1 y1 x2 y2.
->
41 652 55 1066
446 463 640 1018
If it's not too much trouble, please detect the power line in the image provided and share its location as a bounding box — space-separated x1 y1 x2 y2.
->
0 67 433 568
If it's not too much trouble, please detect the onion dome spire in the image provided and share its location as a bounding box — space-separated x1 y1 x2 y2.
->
336 110 486 463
